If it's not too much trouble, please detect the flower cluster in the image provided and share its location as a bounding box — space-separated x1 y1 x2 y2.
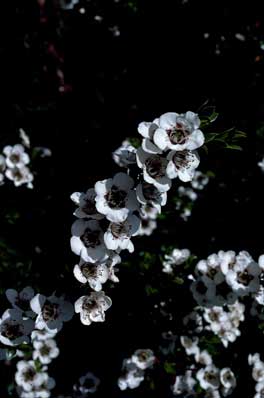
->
249 353 264 398
71 111 206 325
173 336 236 396
0 287 73 397
0 144 33 188
118 349 155 390
162 248 190 274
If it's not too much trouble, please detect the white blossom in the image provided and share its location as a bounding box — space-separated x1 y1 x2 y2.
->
30 294 74 333
6 286 34 315
15 360 48 392
196 365 220 391
74 291 112 325
131 349 155 370
166 150 200 182
5 165 34 188
71 188 104 220
104 214 140 253
0 309 34 346
136 181 167 211
3 144 29 169
113 140 137 167
33 338 59 364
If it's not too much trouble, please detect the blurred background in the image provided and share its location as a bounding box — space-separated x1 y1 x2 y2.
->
0 0 263 396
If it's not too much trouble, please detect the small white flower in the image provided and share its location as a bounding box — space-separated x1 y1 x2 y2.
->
75 291 112 325
225 260 261 296
0 309 34 346
5 165 34 188
15 360 48 392
136 148 171 192
166 150 200 182
113 140 137 167
172 371 196 395
131 349 155 370
195 350 212 366
3 144 29 169
74 372 100 394
71 188 104 220
104 214 140 253
138 218 157 236
118 359 145 390
30 294 74 333
180 336 199 356
33 338 59 364
6 287 34 315
71 219 108 263
196 365 220 391
136 181 167 211
163 248 190 273
220 368 236 392
191 170 209 190
153 111 204 152
95 172 138 222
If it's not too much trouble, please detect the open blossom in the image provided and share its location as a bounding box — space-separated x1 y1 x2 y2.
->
15 360 48 392
197 364 220 391
191 170 209 190
172 371 196 395
33 338 59 364
163 248 190 274
131 349 155 370
113 140 137 167
220 368 236 393
104 214 140 253
71 219 108 263
118 361 145 390
166 150 200 182
136 181 167 211
73 254 120 291
71 188 104 220
136 148 171 191
0 309 34 346
74 291 112 325
180 336 200 356
30 294 74 333
5 165 34 188
95 172 138 223
3 144 30 169
6 286 34 315
225 258 261 296
74 372 100 395
152 111 204 152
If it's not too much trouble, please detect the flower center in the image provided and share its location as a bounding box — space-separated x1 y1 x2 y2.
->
23 367 36 382
106 186 127 209
237 270 254 286
142 182 161 202
81 263 98 278
81 228 101 248
145 156 167 179
110 222 129 238
172 151 190 169
167 122 190 144
42 302 59 321
40 344 51 357
3 323 23 340
82 298 98 311
10 153 21 164
83 199 97 215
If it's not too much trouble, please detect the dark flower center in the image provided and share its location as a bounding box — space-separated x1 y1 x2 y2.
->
3 323 23 340
23 367 36 382
106 186 127 209
81 228 101 248
10 153 21 164
40 344 51 356
110 222 129 238
237 270 254 286
81 263 98 278
83 298 98 311
167 122 190 144
83 199 97 215
172 151 190 169
142 182 161 202
42 302 59 321
145 156 167 179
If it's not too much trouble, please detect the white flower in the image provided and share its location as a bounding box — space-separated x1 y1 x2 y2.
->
180 336 199 356
195 350 212 366
225 260 261 296
15 360 48 392
113 140 137 167
30 294 74 333
6 287 34 315
73 254 120 290
255 380 264 398
191 170 209 190
0 154 6 185
136 181 167 211
220 368 236 392
71 188 104 220
131 349 155 370
166 150 200 182
153 111 204 152
104 214 140 253
60 0 79 10
74 291 112 325
196 365 220 391
138 218 157 236
172 371 196 395
3 144 29 169
138 119 161 154
136 148 171 191
74 372 100 394
258 158 264 172
71 219 108 263
95 172 138 222
33 338 59 364
118 359 145 390
5 165 34 188
0 309 34 346
163 248 190 273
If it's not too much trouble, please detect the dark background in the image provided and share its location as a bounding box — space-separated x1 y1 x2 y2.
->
0 0 263 396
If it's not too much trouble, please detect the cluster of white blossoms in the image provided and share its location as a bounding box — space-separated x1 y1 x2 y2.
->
0 144 33 188
249 353 264 398
0 287 73 398
190 250 264 308
71 111 206 325
173 336 236 396
118 349 155 390
162 248 190 274
175 170 210 221
202 301 245 347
